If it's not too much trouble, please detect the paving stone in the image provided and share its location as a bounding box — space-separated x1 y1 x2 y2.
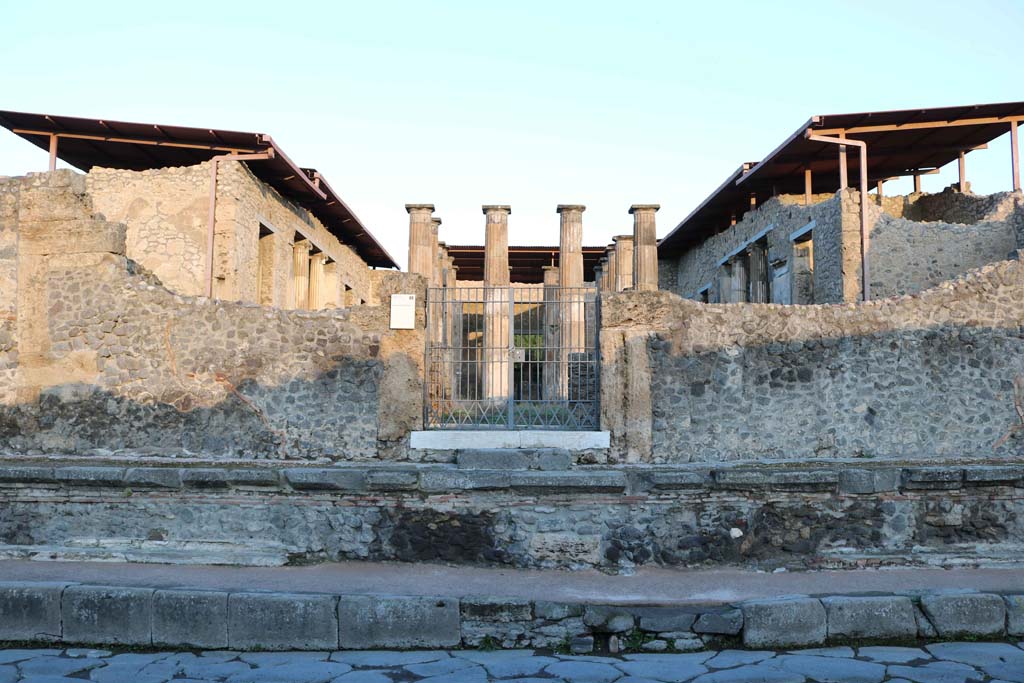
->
338 595 460 649
229 593 338 651
0 649 61 664
771 655 886 683
475 655 558 678
985 663 1024 683
238 652 331 666
925 642 1024 669
620 654 714 664
330 650 449 666
418 665 489 683
786 646 855 658
857 646 931 664
741 598 826 648
691 665 804 683
615 659 708 682
178 659 252 679
920 593 1007 637
62 585 154 646
332 671 395 683
0 667 15 683
822 595 917 640
9 676 77 683
226 661 352 683
152 589 228 648
705 651 775 669
886 660 985 683
64 648 112 658
16 655 105 678
406 657 478 678
0 582 65 642
1006 595 1024 636
545 661 624 683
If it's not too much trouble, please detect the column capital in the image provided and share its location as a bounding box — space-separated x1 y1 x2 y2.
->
482 205 511 215
629 204 660 214
405 203 435 213
431 216 442 225
613 234 634 243
556 204 586 213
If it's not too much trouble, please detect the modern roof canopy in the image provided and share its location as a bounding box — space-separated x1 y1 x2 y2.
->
0 109 398 269
659 101 1024 255
446 245 607 283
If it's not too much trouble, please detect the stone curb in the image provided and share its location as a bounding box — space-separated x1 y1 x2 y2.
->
0 580 1020 651
0 462 1020 496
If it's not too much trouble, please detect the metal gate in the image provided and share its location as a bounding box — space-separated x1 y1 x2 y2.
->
424 286 600 430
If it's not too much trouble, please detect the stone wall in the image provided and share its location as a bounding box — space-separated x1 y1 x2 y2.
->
88 161 377 307
665 189 1024 305
602 256 1024 463
0 171 422 459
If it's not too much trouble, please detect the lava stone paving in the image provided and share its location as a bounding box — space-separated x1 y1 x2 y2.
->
1 643 1023 683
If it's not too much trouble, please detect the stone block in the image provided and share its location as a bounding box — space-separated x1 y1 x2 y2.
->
457 449 532 470
570 635 595 653
963 466 1024 485
228 592 338 651
822 595 917 641
535 449 572 471
838 468 900 494
693 609 743 635
510 471 627 493
1005 595 1024 636
636 607 697 633
152 589 228 648
62 585 154 646
53 467 126 487
418 469 511 492
461 596 532 622
180 469 229 489
583 605 635 633
338 595 460 649
225 468 281 487
920 593 1006 637
534 601 584 620
365 470 419 491
0 466 55 484
741 598 826 648
646 470 707 490
124 467 182 489
768 470 839 491
0 581 66 642
713 469 771 489
901 467 963 490
283 468 366 491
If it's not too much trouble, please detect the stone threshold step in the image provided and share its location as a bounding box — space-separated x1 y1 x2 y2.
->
1 571 1022 652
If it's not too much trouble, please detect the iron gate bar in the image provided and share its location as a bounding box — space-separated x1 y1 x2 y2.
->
423 285 601 431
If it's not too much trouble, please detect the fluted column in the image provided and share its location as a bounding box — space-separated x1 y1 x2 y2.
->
730 256 749 303
613 235 634 292
322 260 340 308
748 243 769 303
557 205 585 399
292 239 311 309
542 265 561 401
308 251 327 309
604 245 617 292
630 204 660 291
483 205 511 401
405 203 435 281
430 217 443 287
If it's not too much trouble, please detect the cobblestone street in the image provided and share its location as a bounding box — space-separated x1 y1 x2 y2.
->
1 643 1023 683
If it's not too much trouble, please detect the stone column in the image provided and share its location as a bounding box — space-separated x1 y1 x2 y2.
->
542 265 561 401
308 251 327 309
715 264 732 303
405 204 435 281
430 217 443 287
729 256 749 303
558 205 586 399
748 243 769 303
604 246 617 292
292 239 311 310
630 204 660 291
593 261 604 291
483 205 511 401
613 235 634 292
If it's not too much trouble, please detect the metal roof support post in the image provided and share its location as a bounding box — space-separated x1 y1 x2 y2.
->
1011 120 1020 192
806 132 870 302
205 150 275 298
48 134 58 172
804 168 812 205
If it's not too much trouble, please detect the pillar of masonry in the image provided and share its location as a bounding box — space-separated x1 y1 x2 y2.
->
292 239 311 309
430 217 443 288
630 204 660 292
558 205 585 399
593 261 604 291
730 256 749 303
613 235 634 292
542 265 561 401
322 260 340 308
405 204 435 281
483 205 511 401
308 251 327 309
604 247 617 293
748 243 769 303
715 264 732 303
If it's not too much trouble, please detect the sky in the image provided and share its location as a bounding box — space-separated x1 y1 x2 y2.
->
1 0 1021 269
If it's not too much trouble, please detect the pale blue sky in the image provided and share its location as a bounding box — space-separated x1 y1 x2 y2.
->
1 1 1021 268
